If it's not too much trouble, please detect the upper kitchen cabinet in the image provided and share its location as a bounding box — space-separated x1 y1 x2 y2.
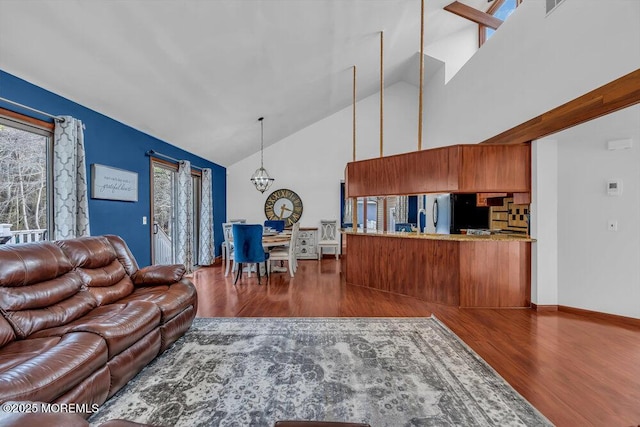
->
345 143 530 197
458 144 530 193
345 146 458 197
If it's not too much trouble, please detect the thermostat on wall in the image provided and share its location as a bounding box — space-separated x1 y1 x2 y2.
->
607 180 622 196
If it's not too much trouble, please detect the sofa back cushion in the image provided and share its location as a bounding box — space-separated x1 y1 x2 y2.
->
55 236 134 306
0 242 96 339
104 234 140 277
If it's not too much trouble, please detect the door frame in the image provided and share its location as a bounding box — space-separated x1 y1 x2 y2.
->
149 157 177 265
149 157 202 265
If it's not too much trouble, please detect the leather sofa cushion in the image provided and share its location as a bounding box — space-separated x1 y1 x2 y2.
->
56 237 117 270
132 265 186 287
56 237 135 305
76 260 127 288
30 301 161 359
0 242 73 286
0 242 98 339
117 279 196 322
1 273 84 311
0 332 108 402
0 316 15 348
88 275 134 306
3 291 97 339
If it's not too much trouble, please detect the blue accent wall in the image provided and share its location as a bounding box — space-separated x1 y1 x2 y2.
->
0 70 227 267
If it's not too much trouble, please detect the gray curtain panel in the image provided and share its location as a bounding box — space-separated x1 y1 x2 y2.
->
53 116 90 240
198 168 214 266
176 160 193 273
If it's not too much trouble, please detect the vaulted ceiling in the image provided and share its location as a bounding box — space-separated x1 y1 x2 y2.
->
0 0 490 166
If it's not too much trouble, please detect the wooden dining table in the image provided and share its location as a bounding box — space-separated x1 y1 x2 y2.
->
228 232 290 248
261 233 291 248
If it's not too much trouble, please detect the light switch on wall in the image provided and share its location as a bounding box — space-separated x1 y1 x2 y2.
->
142 216 147 225
607 180 622 196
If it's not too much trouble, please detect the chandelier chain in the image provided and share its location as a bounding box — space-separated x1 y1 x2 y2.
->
260 118 264 168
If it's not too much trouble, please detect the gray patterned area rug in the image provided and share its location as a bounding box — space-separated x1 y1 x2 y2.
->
89 317 552 427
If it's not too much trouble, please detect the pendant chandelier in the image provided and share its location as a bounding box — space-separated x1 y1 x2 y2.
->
250 117 274 193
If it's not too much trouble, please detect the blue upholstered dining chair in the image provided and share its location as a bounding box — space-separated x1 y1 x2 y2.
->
395 223 413 232
232 224 270 285
264 220 285 232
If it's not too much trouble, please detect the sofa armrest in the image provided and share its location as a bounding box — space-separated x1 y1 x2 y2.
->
132 264 186 286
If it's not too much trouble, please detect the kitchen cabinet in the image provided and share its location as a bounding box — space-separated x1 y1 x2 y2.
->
345 143 530 197
458 145 530 193
476 193 508 207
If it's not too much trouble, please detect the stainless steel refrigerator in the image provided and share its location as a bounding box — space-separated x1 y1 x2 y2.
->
424 193 489 234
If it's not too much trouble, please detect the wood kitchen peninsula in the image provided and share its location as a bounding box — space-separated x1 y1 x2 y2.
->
345 231 533 308
344 143 533 308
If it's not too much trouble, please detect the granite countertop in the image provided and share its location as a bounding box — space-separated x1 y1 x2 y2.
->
341 229 535 242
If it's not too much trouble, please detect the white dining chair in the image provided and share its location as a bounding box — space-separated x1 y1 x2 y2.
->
223 219 247 275
222 222 235 276
318 219 340 260
268 222 299 277
290 222 300 272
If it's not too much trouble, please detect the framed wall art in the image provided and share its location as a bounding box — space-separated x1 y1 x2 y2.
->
91 164 138 202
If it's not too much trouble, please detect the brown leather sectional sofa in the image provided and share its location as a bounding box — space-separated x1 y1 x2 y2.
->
0 235 197 415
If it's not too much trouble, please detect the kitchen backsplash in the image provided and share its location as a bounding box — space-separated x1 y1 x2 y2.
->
489 197 529 234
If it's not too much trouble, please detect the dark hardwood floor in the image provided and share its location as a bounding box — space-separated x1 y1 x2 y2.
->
191 258 640 427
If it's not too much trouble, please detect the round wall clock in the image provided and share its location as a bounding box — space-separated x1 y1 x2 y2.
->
264 188 303 227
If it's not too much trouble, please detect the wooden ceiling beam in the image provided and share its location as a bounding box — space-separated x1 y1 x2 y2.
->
444 1 503 30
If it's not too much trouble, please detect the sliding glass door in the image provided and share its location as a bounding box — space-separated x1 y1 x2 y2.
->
152 161 176 265
151 159 201 266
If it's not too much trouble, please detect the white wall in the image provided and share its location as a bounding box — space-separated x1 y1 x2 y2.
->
227 81 419 227
423 0 640 148
555 105 640 318
531 138 559 306
425 25 478 83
